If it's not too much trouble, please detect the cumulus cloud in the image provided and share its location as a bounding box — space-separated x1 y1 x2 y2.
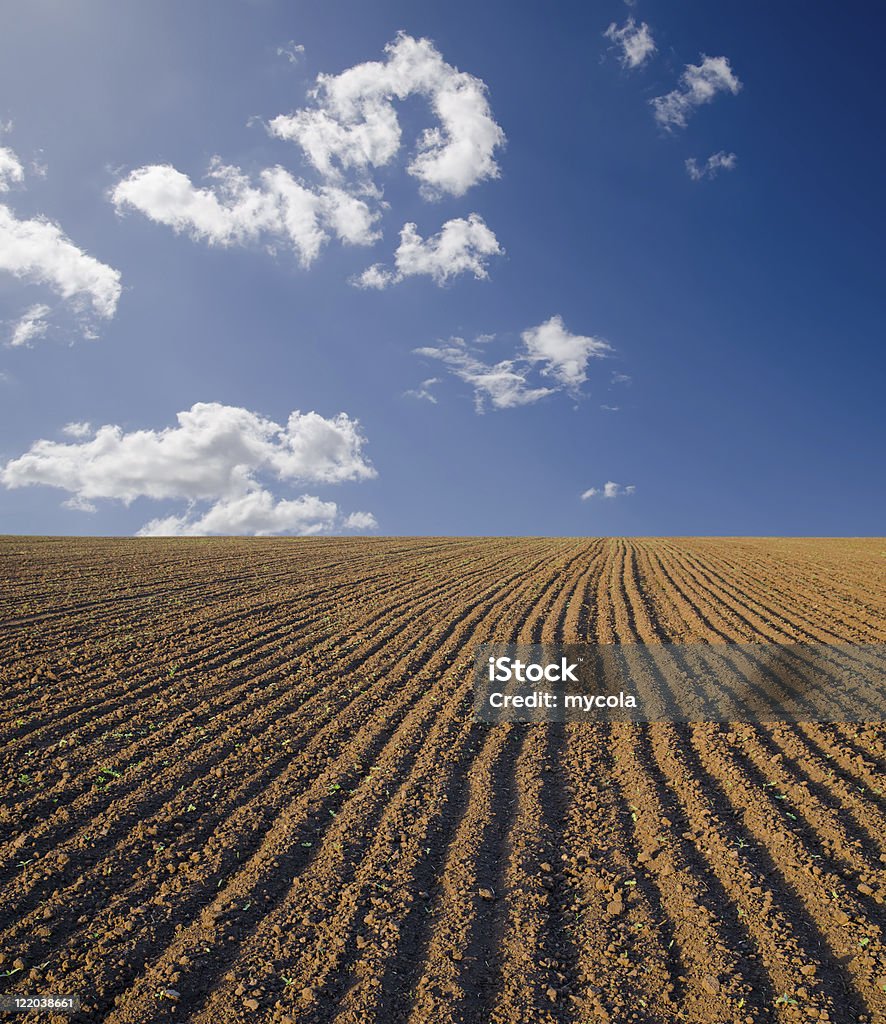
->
1 402 377 536
651 55 741 129
8 303 51 347
112 160 379 266
0 208 122 320
604 18 656 69
0 135 121 340
269 32 505 198
0 146 25 191
114 34 504 281
521 316 610 391
685 150 737 181
341 510 379 530
355 213 501 288
413 316 611 413
139 491 339 537
581 481 636 500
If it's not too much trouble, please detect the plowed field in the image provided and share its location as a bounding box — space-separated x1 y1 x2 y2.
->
1 537 885 1024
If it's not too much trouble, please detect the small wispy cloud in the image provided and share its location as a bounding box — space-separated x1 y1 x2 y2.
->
8 303 51 347
403 378 440 404
414 338 552 413
414 316 612 413
581 481 636 501
651 55 741 130
686 150 737 181
604 18 656 69
277 41 305 65
62 421 93 439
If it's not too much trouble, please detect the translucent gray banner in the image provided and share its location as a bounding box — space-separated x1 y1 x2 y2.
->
473 644 886 723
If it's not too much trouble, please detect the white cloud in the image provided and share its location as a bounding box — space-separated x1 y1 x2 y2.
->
269 32 505 198
355 213 501 288
685 150 737 181
1 403 375 500
0 205 122 320
9 303 51 347
354 263 392 289
62 421 93 439
342 510 379 530
651 55 741 130
277 41 305 65
403 377 440 403
1 403 377 536
604 18 656 69
112 160 379 266
415 338 553 413
0 135 121 338
0 146 24 191
414 316 614 413
114 34 504 281
139 490 339 537
581 481 636 500
62 494 97 513
521 315 610 391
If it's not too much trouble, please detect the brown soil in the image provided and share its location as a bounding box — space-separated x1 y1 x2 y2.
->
1 537 884 1024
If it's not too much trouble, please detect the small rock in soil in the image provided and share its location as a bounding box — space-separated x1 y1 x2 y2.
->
701 974 720 995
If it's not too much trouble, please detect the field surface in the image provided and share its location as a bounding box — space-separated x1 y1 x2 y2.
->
1 537 885 1024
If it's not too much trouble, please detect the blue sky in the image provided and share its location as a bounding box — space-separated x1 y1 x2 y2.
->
0 0 883 536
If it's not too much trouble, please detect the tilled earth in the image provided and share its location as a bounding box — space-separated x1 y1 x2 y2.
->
0 536 884 1024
